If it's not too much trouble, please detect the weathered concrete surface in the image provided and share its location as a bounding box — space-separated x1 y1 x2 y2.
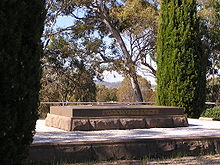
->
28 136 220 163
45 114 72 131
120 118 146 129
89 118 122 131
145 116 174 128
50 105 184 117
173 116 189 127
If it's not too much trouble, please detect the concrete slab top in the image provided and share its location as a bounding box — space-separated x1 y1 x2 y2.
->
52 105 183 110
50 105 184 117
33 119 220 144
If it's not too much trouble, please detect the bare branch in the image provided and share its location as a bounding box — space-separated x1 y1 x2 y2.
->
141 60 156 76
42 26 75 38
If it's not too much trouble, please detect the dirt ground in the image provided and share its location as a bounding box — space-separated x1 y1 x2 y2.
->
70 154 220 165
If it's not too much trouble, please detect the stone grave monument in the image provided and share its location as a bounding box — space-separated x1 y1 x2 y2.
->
45 105 188 131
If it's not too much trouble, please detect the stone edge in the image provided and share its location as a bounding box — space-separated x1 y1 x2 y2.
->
28 136 220 163
45 113 188 131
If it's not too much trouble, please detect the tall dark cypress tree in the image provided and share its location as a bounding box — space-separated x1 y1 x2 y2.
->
156 0 207 118
0 0 45 164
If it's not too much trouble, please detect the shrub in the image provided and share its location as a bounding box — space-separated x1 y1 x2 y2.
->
0 1 45 164
201 106 220 119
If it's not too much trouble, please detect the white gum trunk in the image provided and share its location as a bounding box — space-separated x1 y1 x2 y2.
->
130 76 143 103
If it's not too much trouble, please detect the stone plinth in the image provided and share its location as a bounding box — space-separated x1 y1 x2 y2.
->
29 136 220 163
45 105 188 131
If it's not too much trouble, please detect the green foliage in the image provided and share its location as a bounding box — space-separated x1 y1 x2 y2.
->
206 77 220 102
37 104 50 119
201 106 220 118
156 0 207 118
198 0 220 77
96 85 118 102
117 77 155 102
0 0 45 164
110 0 158 33
40 36 96 103
45 0 158 102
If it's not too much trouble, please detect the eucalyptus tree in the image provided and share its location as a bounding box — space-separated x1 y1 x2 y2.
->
41 36 97 102
198 0 220 77
198 0 220 102
45 0 158 102
96 85 118 102
117 76 155 102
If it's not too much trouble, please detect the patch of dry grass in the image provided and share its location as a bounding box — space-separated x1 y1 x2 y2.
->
69 154 220 165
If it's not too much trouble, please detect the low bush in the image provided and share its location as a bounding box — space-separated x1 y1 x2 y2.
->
201 106 220 119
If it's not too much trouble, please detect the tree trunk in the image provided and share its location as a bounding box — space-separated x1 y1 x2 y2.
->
130 74 144 103
98 3 144 103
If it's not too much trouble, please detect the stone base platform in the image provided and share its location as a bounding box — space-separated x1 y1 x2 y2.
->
45 105 188 131
28 136 220 163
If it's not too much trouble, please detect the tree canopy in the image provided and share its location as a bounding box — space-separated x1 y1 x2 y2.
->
42 0 219 105
44 0 159 102
198 0 220 77
41 36 96 102
117 76 155 102
96 85 118 102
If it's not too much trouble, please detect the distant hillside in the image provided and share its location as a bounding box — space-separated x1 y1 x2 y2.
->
95 80 121 89
95 80 156 89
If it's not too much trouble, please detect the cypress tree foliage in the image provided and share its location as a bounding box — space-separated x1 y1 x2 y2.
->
0 0 45 164
156 0 207 118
